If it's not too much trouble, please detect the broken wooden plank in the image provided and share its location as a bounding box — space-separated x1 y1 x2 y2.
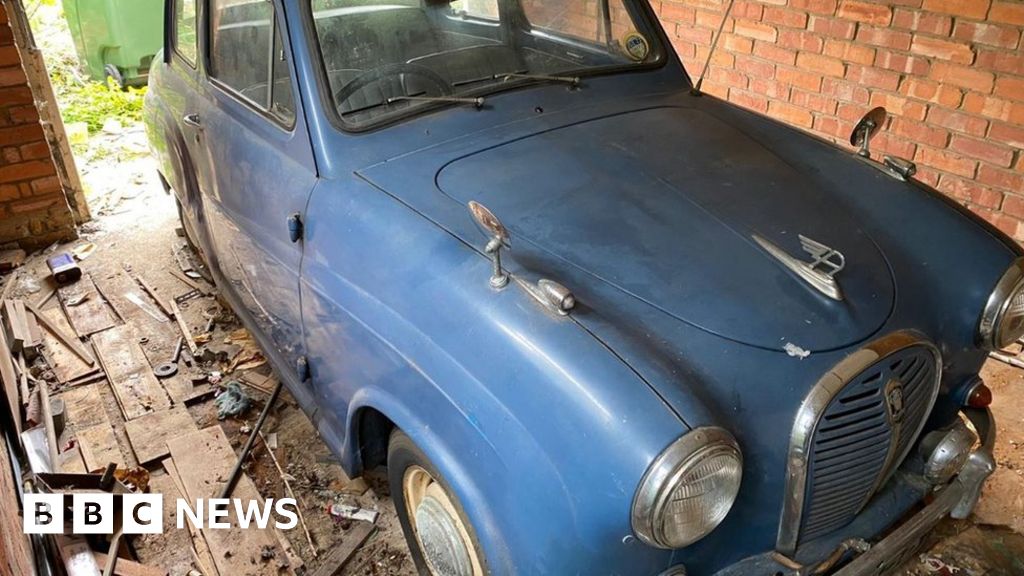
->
34 284 56 308
15 352 29 408
163 459 219 576
135 274 173 318
59 384 123 472
58 444 88 474
63 370 105 388
92 326 172 421
26 301 96 367
161 371 214 406
167 427 296 576
0 328 21 435
25 309 42 352
170 300 199 356
132 473 202 576
124 407 198 465
239 371 279 396
39 377 60 468
58 274 119 337
310 522 375 576
2 299 29 353
169 269 213 297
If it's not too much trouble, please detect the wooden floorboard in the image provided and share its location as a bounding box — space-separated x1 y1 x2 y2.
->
167 427 296 576
60 384 123 472
124 407 198 465
92 325 171 421
58 274 118 337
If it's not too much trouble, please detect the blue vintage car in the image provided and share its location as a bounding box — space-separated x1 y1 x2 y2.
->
144 0 1019 574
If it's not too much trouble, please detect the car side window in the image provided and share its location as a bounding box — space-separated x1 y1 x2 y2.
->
209 0 296 126
270 25 296 125
174 0 197 67
448 0 499 20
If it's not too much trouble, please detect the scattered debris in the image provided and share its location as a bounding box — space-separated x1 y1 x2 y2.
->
328 503 380 524
214 382 252 419
71 242 97 261
0 248 26 273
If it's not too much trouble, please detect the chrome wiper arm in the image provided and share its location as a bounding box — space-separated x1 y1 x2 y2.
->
495 72 581 87
386 95 486 108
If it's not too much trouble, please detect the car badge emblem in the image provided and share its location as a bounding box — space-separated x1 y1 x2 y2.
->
752 234 846 301
885 378 906 424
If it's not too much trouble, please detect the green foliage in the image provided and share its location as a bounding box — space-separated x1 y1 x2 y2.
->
52 77 147 133
29 0 146 134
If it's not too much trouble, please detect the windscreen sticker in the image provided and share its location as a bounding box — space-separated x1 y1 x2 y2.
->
623 32 650 61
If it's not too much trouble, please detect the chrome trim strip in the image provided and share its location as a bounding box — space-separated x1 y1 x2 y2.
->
978 257 1024 350
776 331 941 555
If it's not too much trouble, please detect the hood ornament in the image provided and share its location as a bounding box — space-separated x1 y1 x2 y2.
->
753 234 846 301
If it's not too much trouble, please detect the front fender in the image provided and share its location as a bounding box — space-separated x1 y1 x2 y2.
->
301 178 688 574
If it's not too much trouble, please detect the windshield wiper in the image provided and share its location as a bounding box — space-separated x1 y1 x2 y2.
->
386 95 486 108
494 72 581 88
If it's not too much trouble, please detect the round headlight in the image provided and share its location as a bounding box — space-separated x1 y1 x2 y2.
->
632 427 742 549
979 258 1024 350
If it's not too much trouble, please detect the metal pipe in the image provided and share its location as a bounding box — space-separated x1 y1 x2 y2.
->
217 380 283 499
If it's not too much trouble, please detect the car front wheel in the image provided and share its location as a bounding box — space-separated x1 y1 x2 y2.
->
388 430 486 576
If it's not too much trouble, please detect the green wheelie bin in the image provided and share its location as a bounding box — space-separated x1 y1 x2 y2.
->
62 0 164 87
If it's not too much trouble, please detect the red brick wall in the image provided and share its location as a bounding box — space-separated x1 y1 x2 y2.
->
0 2 76 249
656 0 1024 240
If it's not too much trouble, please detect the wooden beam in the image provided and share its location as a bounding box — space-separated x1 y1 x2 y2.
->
134 274 173 318
169 269 212 297
310 522 374 576
25 300 96 366
0 329 20 435
169 300 199 356
167 428 295 576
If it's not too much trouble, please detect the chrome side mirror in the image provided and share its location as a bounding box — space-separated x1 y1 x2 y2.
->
850 107 887 159
468 201 510 288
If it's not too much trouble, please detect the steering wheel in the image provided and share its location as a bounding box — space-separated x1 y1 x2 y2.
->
333 63 454 108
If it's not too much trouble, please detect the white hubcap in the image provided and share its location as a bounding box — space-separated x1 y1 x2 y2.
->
403 466 484 576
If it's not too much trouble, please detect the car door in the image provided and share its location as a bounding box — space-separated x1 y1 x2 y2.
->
155 0 205 228
184 0 317 403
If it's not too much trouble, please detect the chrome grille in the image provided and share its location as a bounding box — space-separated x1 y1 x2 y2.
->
778 333 941 554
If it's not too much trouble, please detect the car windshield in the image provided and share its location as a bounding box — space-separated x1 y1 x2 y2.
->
309 0 665 128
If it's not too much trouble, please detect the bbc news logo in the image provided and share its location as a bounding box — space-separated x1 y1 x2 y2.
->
24 494 298 534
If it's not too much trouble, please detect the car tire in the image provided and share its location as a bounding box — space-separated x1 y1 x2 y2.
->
388 429 487 576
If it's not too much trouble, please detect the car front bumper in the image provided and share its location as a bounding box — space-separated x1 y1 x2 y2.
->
830 407 995 576
713 407 996 576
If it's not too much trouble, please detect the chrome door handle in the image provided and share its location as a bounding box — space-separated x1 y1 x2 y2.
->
183 113 203 129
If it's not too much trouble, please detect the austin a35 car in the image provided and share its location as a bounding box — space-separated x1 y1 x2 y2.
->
145 0 1018 573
